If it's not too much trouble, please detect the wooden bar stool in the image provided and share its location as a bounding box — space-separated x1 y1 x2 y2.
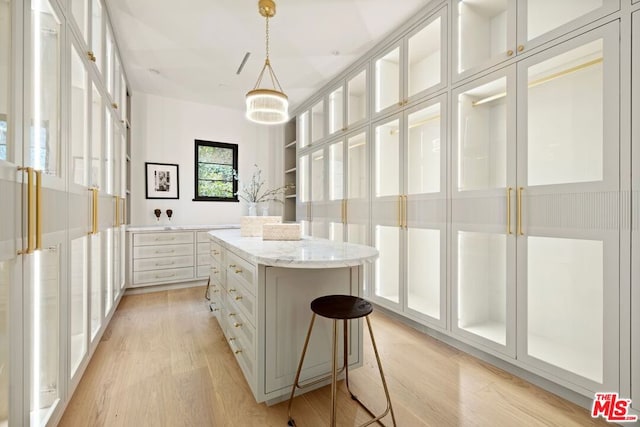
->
286 295 396 427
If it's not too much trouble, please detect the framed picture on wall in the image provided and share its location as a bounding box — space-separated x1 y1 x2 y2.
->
145 162 179 199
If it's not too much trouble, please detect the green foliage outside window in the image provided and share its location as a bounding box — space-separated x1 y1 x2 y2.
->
194 140 238 201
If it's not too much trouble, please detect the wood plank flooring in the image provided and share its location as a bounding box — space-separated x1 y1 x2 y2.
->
59 286 608 426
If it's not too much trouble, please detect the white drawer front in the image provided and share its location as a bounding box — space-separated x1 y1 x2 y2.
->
197 253 210 266
210 241 223 264
133 231 194 246
227 321 255 382
133 243 193 259
197 264 209 278
197 242 210 254
227 275 256 326
197 231 211 243
132 266 194 285
226 250 256 295
210 262 224 287
134 255 194 272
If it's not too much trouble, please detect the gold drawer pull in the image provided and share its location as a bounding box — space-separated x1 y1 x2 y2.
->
228 288 236 293
235 268 243 274
235 296 243 301
229 312 237 317
229 264 237 268
229 337 236 342
234 349 242 354
213 250 220 255
233 322 242 328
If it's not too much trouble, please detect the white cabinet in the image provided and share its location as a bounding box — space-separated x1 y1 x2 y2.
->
209 235 362 404
127 228 222 288
370 94 447 329
373 6 447 117
452 0 619 81
452 22 620 393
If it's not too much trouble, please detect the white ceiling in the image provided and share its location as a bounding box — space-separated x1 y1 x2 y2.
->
105 0 432 113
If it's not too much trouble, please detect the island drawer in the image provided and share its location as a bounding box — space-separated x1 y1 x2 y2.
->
133 231 193 246
226 321 256 384
132 266 194 285
210 241 224 264
133 243 193 259
134 255 194 272
227 274 256 326
226 250 255 295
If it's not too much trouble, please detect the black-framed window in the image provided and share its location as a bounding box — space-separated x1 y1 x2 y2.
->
194 140 238 202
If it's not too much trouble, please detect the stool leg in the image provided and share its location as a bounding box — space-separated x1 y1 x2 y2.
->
343 319 350 392
364 315 397 427
287 313 317 426
330 318 339 427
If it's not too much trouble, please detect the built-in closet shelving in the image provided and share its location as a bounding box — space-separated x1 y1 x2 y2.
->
290 0 638 414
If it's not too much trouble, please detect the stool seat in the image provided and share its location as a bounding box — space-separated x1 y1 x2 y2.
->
311 295 373 320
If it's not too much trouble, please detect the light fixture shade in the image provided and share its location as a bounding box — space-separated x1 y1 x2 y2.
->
246 88 289 125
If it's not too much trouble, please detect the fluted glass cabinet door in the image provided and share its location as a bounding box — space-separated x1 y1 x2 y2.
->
516 23 619 391
451 67 517 356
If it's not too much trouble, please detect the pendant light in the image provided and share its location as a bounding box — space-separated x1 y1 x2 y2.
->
246 0 289 125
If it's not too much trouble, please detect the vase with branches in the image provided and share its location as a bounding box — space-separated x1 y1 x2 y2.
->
234 165 294 215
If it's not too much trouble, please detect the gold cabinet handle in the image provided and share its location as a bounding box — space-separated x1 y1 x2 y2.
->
228 312 236 317
17 167 35 254
235 296 243 301
89 187 98 235
228 288 236 293
235 268 243 274
398 196 402 227
507 49 514 57
228 337 236 341
517 187 524 236
35 170 42 250
112 102 118 109
506 187 512 235
343 199 348 224
233 322 242 328
212 250 220 255
229 264 236 268
517 44 524 52
234 349 243 354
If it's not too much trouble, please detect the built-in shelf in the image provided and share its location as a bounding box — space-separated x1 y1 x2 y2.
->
285 167 296 174
285 140 297 149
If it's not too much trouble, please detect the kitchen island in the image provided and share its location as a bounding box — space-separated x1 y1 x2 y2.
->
207 229 378 404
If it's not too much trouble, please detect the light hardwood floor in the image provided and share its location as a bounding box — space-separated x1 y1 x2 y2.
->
59 286 609 426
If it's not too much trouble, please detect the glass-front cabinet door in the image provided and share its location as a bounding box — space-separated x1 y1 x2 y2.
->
451 67 517 356
327 86 344 137
296 153 310 235
346 68 367 129
371 115 402 309
311 99 325 145
404 96 447 328
373 44 401 116
405 6 446 102
516 22 619 393
310 146 327 238
26 0 66 424
453 0 618 81
327 138 344 241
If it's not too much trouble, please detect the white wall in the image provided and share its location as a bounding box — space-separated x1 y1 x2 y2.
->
130 92 283 226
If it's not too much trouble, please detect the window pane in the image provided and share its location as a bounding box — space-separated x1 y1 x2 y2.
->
198 145 233 164
198 163 233 181
198 181 233 198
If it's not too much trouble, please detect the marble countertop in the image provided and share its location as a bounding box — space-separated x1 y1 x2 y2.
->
208 229 379 269
127 224 239 232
